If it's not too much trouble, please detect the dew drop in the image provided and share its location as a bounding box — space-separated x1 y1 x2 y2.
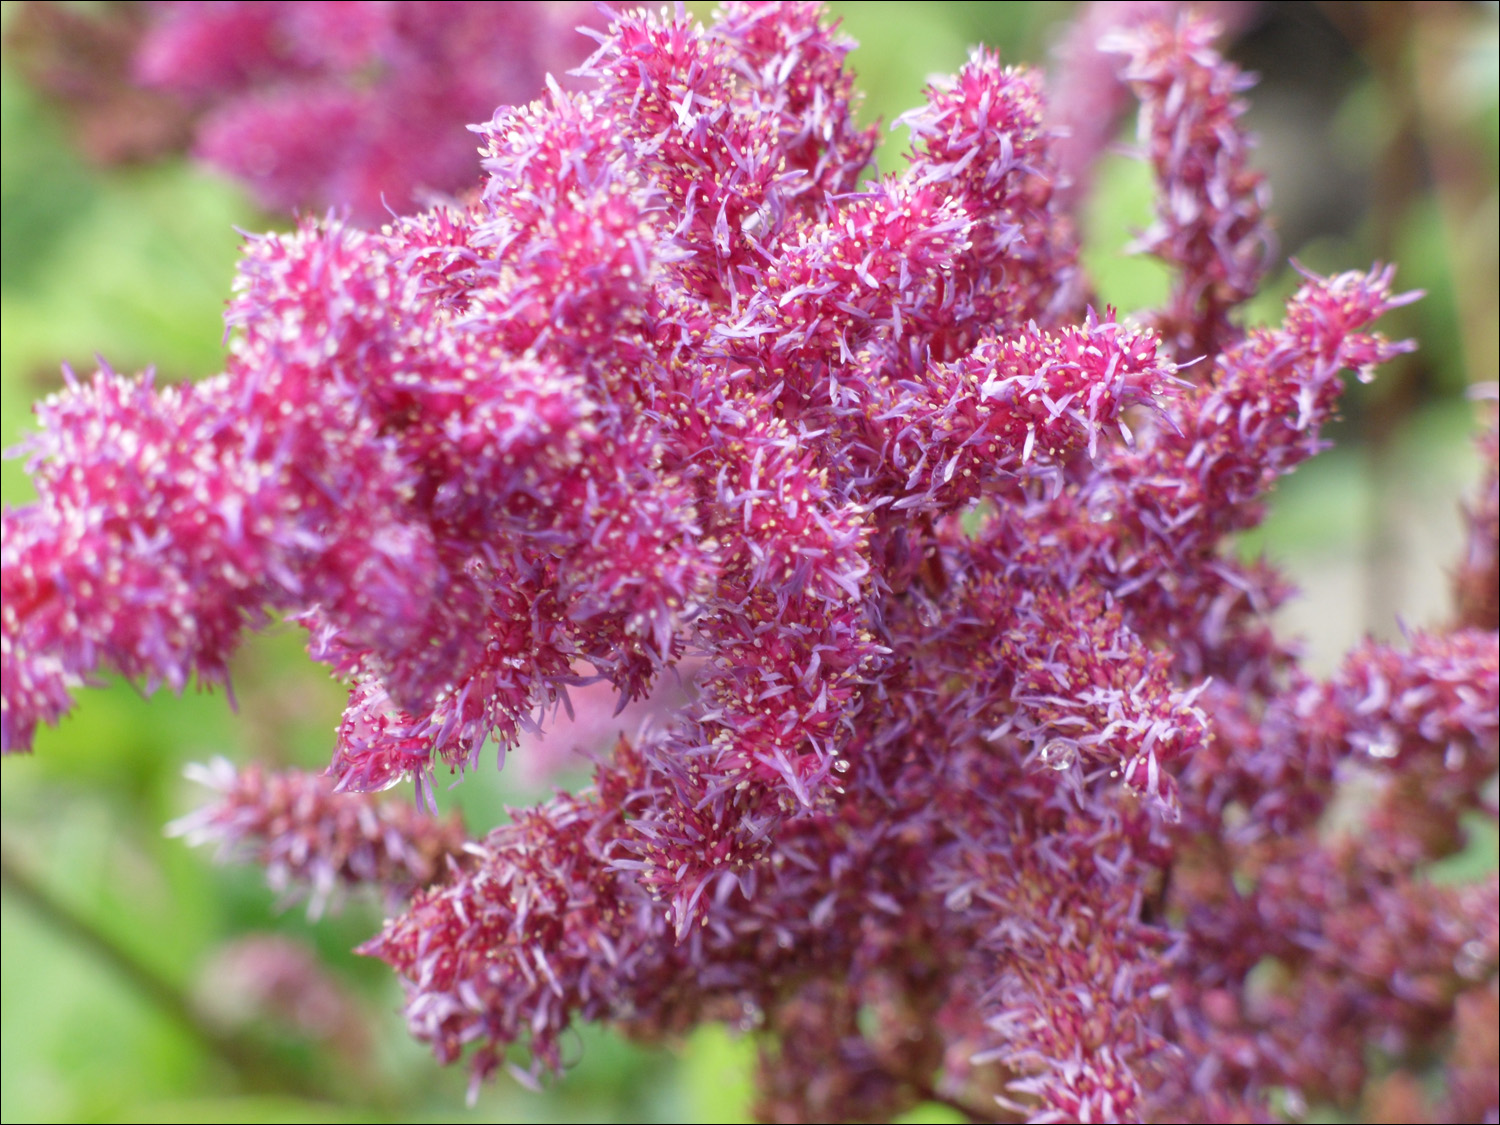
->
1039 739 1076 771
1455 939 1490 981
913 590 941 627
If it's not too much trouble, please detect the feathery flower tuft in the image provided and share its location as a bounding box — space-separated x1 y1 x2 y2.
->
3 5 1494 1121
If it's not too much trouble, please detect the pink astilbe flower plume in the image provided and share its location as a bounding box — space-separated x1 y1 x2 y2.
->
1045 2 1257 214
1109 11 1275 364
169 758 472 917
3 5 1495 1122
134 1 600 222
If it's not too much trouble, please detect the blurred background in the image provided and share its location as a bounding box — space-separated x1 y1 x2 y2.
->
2 2 1496 1121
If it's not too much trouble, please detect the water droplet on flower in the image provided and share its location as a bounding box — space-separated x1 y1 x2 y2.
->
1455 939 1490 981
913 590 940 627
1039 739 1076 771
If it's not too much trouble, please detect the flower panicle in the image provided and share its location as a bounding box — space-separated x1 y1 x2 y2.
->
1108 9 1274 363
3 5 1494 1122
168 758 471 917
134 1 601 222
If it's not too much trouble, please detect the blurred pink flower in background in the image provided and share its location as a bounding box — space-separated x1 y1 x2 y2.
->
134 1 598 222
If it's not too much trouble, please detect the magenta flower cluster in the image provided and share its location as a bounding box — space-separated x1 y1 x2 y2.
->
3 4 1496 1121
134 0 594 222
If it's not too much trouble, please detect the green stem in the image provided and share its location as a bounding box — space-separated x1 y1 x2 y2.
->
0 841 324 1101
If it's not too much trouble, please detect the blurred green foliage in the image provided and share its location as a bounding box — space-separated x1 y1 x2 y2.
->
3 3 1496 1122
